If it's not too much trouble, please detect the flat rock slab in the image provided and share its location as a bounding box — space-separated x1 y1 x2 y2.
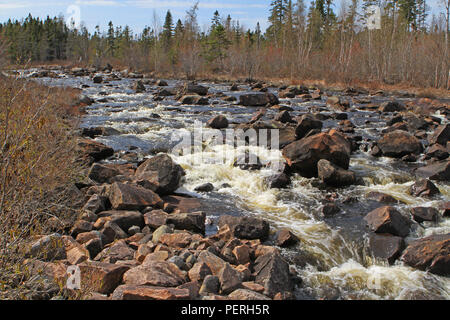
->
109 182 163 210
123 261 186 287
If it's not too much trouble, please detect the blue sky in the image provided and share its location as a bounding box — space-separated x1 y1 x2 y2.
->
0 0 446 34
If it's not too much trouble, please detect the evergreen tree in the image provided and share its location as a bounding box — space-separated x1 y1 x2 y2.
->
162 10 173 51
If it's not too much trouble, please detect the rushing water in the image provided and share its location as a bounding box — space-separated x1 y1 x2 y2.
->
26 68 450 300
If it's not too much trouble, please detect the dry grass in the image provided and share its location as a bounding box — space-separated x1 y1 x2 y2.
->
0 74 84 299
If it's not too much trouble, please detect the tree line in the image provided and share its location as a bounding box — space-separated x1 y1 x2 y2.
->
0 0 449 88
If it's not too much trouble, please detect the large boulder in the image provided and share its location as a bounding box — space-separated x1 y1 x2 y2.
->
135 154 185 195
409 179 441 197
119 285 190 300
253 252 294 298
218 215 270 241
428 124 450 146
88 163 134 183
108 183 163 210
364 206 411 237
123 261 186 287
295 115 323 139
282 130 351 178
78 261 130 294
179 95 209 105
166 212 206 234
97 210 145 230
239 93 279 107
207 115 228 129
317 159 356 187
415 161 450 181
377 130 423 158
401 233 450 276
368 233 405 265
379 101 406 112
181 83 209 96
410 207 439 223
77 139 114 163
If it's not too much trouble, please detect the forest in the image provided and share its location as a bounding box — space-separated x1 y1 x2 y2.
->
0 0 449 88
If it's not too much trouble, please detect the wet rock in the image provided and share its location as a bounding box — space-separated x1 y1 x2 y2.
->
317 159 356 187
282 130 351 178
188 262 212 282
295 115 323 139
123 261 186 287
27 233 66 261
194 183 214 192
199 275 220 295
135 154 185 195
166 212 206 234
276 229 299 247
230 83 239 91
428 124 450 146
377 130 423 158
379 101 406 112
415 161 450 181
322 202 341 216
426 144 449 160
207 115 228 129
78 261 130 294
264 173 291 189
156 80 168 87
182 83 208 96
133 80 146 93
410 207 439 223
93 75 103 84
366 191 398 203
109 183 163 211
364 206 411 237
274 110 293 123
442 202 450 217
253 252 294 298
218 215 270 241
77 139 114 163
218 263 243 294
179 95 209 105
368 233 405 265
98 210 145 231
409 179 441 197
239 93 279 107
401 233 450 276
233 152 263 171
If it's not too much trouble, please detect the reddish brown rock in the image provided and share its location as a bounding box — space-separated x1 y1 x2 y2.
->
366 191 398 203
401 233 450 276
368 233 405 265
364 206 411 237
232 245 251 265
109 183 163 210
159 232 200 248
78 261 130 294
197 251 227 276
77 138 114 164
218 215 270 241
276 229 299 247
428 124 450 146
282 130 351 177
409 179 441 197
122 286 190 300
410 207 439 223
162 195 204 213
415 161 450 181
377 130 423 158
228 289 271 300
123 261 186 287
188 262 212 282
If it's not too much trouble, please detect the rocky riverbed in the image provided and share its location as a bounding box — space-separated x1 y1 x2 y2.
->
15 65 450 300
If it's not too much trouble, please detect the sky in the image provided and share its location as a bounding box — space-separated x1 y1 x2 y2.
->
0 0 447 34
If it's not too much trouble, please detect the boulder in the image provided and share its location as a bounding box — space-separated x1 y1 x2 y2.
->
197 251 227 276
366 192 398 203
253 252 294 298
274 111 292 123
218 263 243 294
120 285 190 300
144 210 169 229
364 206 411 237
239 93 279 107
295 115 323 139
162 195 204 213
199 275 220 295
101 221 128 245
233 152 263 171
78 261 130 294
379 101 406 112
27 233 66 261
317 159 356 187
166 212 206 234
70 220 93 238
157 80 168 87
409 179 441 197
94 240 135 263
159 232 198 248
135 154 185 195
218 215 270 241
428 124 450 146
133 80 146 93
377 130 423 158
82 194 107 215
182 83 208 96
264 173 291 189
368 233 405 265
276 229 299 247
109 183 163 210
410 207 439 223
207 115 228 129
93 75 103 84
179 95 209 105
188 262 212 282
426 144 449 160
98 210 144 231
123 261 186 287
401 234 450 276
415 161 450 181
77 139 114 163
282 130 351 177
194 183 214 192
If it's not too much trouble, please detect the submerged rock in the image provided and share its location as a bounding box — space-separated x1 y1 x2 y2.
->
317 159 356 187
368 233 405 265
415 161 450 181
